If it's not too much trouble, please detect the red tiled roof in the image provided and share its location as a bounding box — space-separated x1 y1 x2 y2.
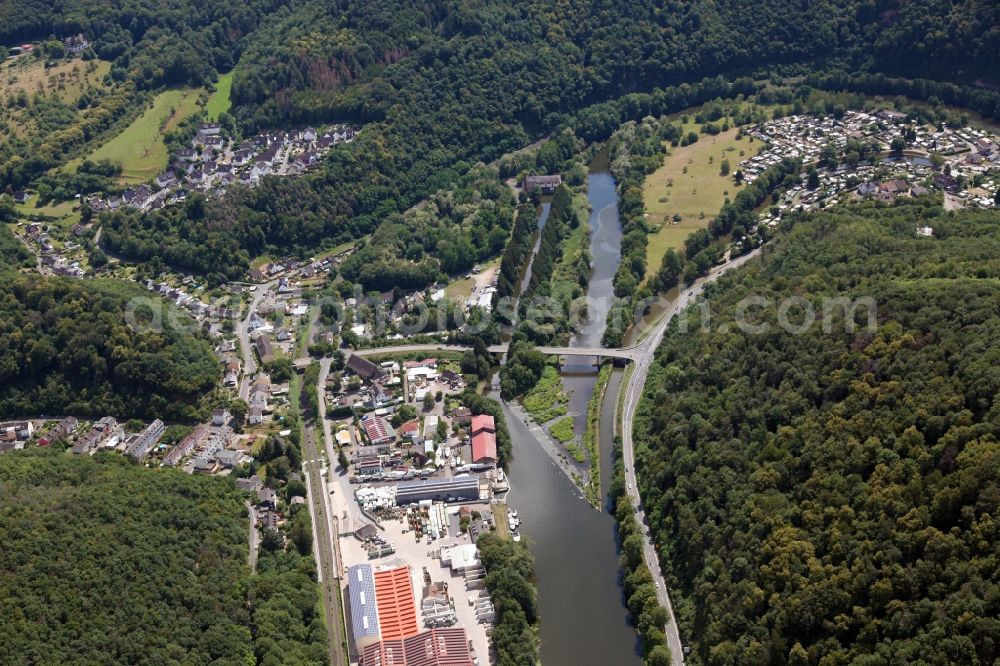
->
471 431 497 464
470 414 494 436
373 566 419 641
361 627 474 666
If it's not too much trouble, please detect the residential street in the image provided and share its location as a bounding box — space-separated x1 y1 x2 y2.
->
237 280 277 401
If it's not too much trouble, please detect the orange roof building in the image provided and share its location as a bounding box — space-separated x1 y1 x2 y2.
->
361 627 474 666
470 431 497 465
470 414 495 436
373 566 420 640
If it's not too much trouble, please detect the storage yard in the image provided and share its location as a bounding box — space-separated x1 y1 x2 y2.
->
340 499 506 665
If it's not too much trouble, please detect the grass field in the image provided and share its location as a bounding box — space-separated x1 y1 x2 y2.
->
2 57 111 105
206 71 233 120
642 119 764 282
15 194 81 228
445 275 476 300
549 194 591 304
75 88 203 183
445 257 500 301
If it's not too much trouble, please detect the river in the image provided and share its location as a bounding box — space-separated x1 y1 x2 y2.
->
498 149 642 666
561 148 623 442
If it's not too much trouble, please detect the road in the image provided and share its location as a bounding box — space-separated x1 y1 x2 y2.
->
619 248 762 665
289 247 762 666
237 280 277 401
295 342 639 369
315 356 373 533
12 230 45 274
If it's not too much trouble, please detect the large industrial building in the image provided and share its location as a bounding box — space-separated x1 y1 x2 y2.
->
348 564 423 655
360 627 474 666
348 564 383 650
373 566 420 640
395 477 480 505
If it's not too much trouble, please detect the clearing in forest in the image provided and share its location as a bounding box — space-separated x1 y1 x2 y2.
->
642 120 763 282
205 71 233 120
76 88 203 183
1 57 111 105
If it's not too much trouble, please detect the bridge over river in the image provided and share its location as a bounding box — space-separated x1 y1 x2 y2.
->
294 342 639 369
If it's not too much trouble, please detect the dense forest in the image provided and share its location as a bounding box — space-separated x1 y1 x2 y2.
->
339 164 515 291
0 450 326 665
609 439 673 666
635 200 1000 664
0 0 283 89
0 225 219 421
84 0 1000 276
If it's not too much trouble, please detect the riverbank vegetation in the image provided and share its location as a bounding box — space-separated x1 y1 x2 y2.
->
0 449 327 665
549 416 575 444
520 365 569 424
477 531 540 666
581 364 612 506
601 118 675 346
547 193 593 317
608 438 673 666
495 202 541 307
498 340 546 400
636 200 1000 664
549 415 583 464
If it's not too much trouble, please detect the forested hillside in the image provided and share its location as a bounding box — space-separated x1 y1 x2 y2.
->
90 0 1000 276
635 201 1000 664
338 163 515 291
0 450 327 665
0 225 219 421
0 0 284 89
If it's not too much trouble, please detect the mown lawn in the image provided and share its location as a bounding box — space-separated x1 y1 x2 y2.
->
206 71 233 120
642 119 763 282
79 88 203 183
15 194 81 228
